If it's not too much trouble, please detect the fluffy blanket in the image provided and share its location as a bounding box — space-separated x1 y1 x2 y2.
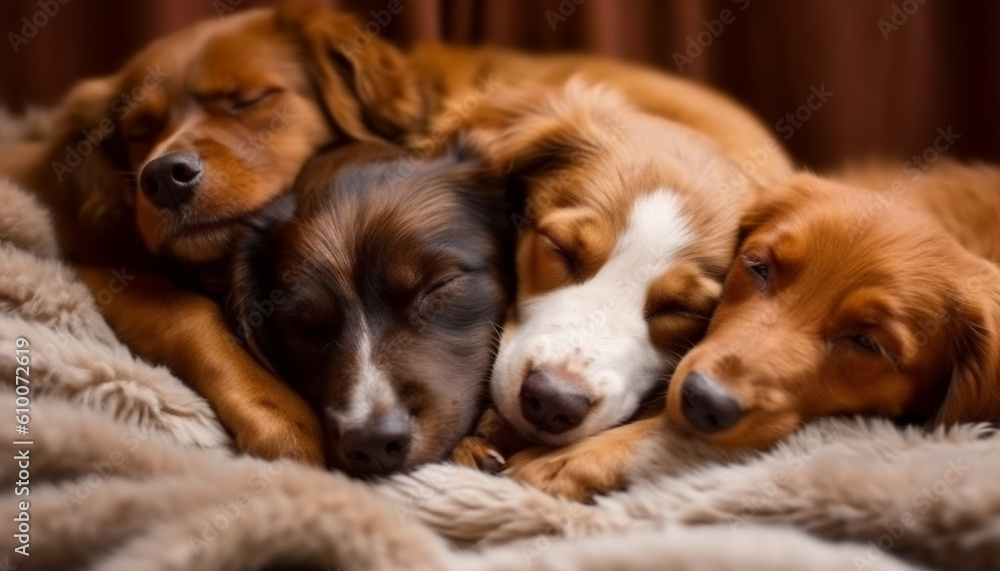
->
0 174 990 570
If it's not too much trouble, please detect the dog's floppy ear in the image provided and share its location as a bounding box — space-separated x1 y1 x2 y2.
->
49 75 135 243
276 4 424 143
227 194 297 374
52 74 122 132
464 81 626 180
737 174 818 243
934 269 1000 426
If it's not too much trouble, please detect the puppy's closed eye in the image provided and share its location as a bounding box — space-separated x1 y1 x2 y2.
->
644 298 709 322
834 330 901 371
229 87 283 113
540 233 579 280
416 272 469 317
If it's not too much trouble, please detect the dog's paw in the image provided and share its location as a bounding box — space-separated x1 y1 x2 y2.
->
450 436 506 473
503 440 630 502
502 418 663 502
236 412 325 467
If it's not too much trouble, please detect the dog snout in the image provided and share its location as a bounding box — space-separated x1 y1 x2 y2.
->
680 371 744 433
519 368 593 434
140 153 203 209
339 413 412 475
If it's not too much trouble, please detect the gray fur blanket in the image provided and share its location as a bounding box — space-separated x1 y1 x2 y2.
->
0 176 991 570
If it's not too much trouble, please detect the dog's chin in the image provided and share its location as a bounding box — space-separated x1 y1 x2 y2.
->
135 196 244 263
163 222 241 263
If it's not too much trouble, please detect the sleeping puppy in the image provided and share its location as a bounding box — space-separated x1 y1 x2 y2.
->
467 83 763 453
666 162 1000 449
228 143 514 475
4 7 423 265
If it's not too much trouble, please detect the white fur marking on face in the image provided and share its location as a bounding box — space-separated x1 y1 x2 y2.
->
491 189 692 445
328 325 399 431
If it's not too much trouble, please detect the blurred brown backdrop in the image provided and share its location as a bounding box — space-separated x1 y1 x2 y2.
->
2 0 998 169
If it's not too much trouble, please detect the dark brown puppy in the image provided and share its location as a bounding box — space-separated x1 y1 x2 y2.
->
228 144 515 475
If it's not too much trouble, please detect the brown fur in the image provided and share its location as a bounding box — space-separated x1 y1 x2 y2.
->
509 161 1000 500
0 4 791 464
665 164 1000 449
227 143 514 474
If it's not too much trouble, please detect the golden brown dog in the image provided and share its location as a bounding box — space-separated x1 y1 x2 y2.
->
666 161 1000 447
0 4 790 466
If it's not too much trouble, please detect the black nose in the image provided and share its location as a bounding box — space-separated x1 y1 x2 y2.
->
519 368 593 434
140 153 203 209
339 414 412 475
680 371 744 433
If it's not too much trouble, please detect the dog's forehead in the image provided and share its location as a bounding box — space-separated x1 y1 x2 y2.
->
290 203 478 311
758 207 953 321
119 10 292 97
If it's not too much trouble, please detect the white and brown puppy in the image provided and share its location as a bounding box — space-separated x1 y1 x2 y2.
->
471 83 774 447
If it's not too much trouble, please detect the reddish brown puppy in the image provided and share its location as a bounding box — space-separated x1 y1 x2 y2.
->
667 169 1000 448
